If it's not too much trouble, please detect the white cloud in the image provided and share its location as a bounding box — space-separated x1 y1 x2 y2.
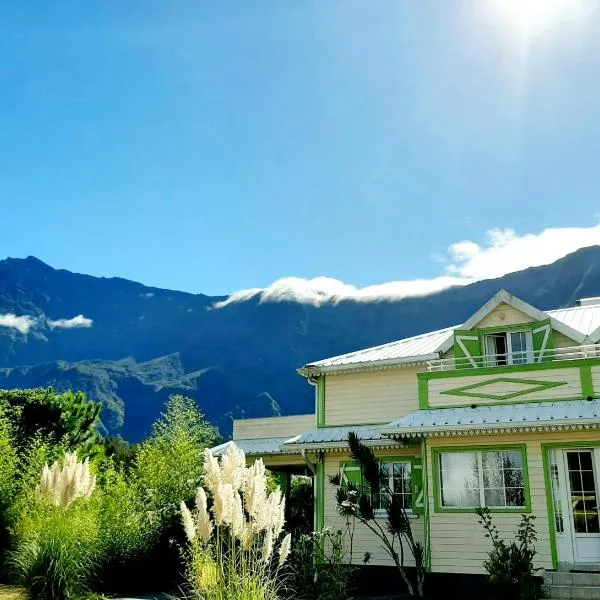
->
140 292 155 298
214 222 600 308
48 315 93 330
0 314 37 334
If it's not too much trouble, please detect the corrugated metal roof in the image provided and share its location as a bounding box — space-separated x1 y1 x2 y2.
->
211 437 299 457
301 326 456 371
548 305 600 336
300 298 600 374
382 399 600 437
284 424 388 446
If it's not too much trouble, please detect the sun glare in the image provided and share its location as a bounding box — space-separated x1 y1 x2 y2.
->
485 0 596 40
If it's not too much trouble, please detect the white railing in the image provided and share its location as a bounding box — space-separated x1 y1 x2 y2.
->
426 344 600 372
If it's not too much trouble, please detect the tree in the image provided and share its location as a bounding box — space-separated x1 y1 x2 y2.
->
330 432 426 598
135 395 220 523
0 388 102 454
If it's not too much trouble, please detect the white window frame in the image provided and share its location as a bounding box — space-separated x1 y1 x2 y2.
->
484 329 533 366
437 448 528 511
373 460 414 518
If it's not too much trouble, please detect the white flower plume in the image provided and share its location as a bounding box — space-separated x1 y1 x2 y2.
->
36 452 96 507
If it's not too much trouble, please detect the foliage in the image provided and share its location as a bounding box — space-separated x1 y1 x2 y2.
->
0 409 18 557
291 528 353 600
286 476 313 542
180 444 291 600
101 435 136 468
330 432 425 598
0 389 102 456
476 507 539 599
136 395 219 525
8 453 100 600
95 460 156 593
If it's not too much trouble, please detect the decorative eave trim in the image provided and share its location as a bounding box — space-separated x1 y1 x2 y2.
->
283 439 406 452
383 420 600 438
297 354 440 377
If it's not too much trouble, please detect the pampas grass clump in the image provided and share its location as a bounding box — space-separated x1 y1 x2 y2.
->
181 444 292 600
10 452 99 600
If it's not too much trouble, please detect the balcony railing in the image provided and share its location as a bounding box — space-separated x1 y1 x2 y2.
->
426 344 600 372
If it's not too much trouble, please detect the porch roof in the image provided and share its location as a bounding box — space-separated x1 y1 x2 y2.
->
381 399 600 438
211 437 300 457
283 424 405 451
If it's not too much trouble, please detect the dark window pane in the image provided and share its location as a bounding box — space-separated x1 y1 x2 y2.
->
567 452 581 470
506 488 525 507
569 471 584 493
504 469 524 488
579 452 593 471
582 471 596 493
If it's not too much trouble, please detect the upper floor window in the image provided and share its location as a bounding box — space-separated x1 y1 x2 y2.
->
484 330 533 367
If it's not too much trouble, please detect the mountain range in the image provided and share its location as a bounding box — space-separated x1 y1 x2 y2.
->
1 246 600 440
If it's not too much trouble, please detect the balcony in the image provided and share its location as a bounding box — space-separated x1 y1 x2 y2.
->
426 344 600 372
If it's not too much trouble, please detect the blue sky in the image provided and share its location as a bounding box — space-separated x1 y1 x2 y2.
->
1 1 600 298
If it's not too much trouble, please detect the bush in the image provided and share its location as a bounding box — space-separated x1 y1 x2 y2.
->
291 527 353 600
476 507 539 600
0 409 18 559
95 461 156 593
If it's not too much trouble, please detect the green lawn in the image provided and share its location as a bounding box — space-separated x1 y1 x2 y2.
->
0 587 24 600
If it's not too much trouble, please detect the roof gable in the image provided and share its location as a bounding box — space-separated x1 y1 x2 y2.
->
438 290 586 354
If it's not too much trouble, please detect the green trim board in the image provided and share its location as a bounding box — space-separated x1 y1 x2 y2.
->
422 395 590 411
431 444 531 514
420 358 600 382
421 438 432 572
580 365 595 398
419 377 428 409
540 440 600 570
316 457 325 531
317 376 326 428
440 377 567 401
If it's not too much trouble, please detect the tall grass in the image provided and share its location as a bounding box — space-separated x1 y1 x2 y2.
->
180 445 292 600
8 453 99 600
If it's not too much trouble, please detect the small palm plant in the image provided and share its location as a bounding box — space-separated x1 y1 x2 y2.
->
180 444 292 600
330 432 425 598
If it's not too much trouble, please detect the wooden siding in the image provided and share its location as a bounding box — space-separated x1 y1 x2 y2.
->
233 414 315 440
552 331 578 349
475 303 535 328
428 366 582 408
323 448 424 566
325 368 422 426
426 430 600 574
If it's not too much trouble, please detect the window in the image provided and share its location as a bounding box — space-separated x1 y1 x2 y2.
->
485 330 533 366
372 461 412 512
438 449 526 510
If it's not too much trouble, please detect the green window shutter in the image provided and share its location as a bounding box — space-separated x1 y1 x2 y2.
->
453 329 482 369
339 461 362 490
411 458 424 515
532 319 553 363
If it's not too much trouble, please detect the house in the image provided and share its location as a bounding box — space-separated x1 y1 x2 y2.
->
214 290 600 587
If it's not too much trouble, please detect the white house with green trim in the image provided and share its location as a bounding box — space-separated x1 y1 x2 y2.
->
215 290 600 583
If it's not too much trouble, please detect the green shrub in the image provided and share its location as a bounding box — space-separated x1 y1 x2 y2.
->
476 507 539 600
95 461 157 593
0 409 18 561
291 528 353 600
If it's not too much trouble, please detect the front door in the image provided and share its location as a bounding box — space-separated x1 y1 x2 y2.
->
551 449 600 564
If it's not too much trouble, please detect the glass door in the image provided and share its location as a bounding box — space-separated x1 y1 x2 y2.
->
565 449 600 563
